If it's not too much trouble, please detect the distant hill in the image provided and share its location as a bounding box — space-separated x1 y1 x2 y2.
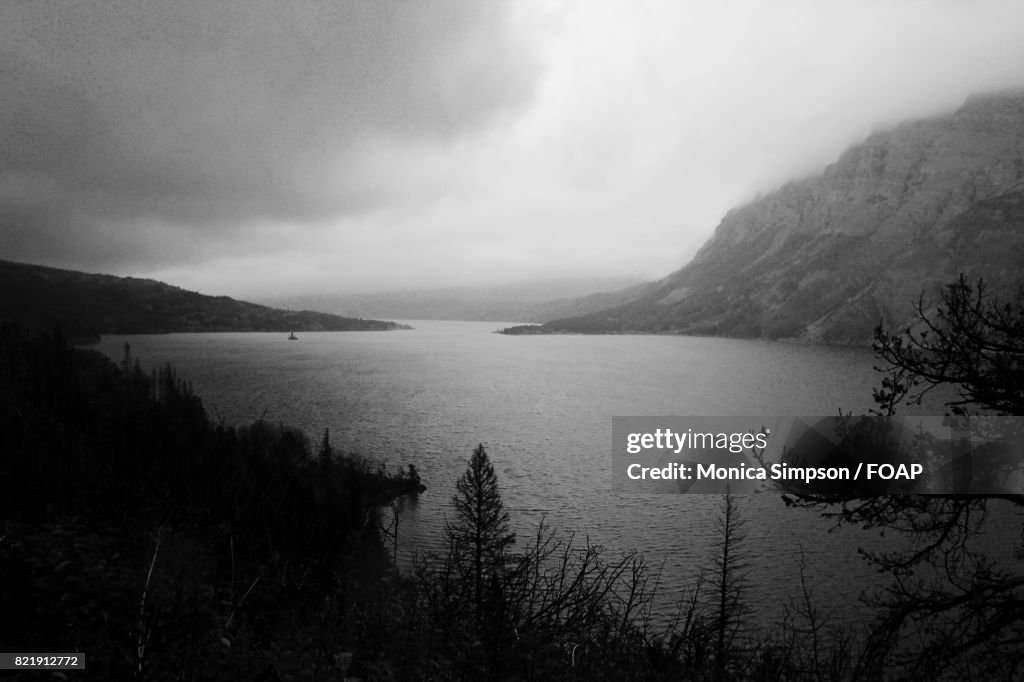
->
262 276 649 323
0 260 409 342
511 91 1024 343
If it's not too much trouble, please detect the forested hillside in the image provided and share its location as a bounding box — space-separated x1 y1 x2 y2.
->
0 259 409 342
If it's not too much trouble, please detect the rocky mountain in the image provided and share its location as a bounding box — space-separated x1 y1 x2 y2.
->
0 259 409 342
262 276 648 323
520 90 1024 343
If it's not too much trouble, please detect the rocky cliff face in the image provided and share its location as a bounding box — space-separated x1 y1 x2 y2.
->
544 91 1024 343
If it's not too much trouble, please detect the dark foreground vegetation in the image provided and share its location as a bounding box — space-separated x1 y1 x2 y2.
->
0 322 422 680
1 274 1023 680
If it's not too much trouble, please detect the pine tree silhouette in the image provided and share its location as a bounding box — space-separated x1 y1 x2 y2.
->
448 444 515 620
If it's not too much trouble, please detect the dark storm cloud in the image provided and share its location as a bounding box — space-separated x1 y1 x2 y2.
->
0 0 536 267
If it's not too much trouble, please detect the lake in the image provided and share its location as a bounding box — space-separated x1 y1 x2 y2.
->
93 321 1010 631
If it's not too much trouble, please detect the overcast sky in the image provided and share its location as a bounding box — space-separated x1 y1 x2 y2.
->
3 0 1024 297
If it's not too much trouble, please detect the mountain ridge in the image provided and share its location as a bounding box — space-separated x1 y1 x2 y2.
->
0 259 409 342
514 90 1024 343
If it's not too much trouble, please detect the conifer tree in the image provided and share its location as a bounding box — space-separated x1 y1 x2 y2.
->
317 427 333 464
710 488 750 680
449 444 515 619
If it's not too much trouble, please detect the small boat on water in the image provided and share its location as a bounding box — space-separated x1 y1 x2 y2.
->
288 331 298 340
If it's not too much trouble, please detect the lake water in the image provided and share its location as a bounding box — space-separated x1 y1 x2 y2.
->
93 321 1016 632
